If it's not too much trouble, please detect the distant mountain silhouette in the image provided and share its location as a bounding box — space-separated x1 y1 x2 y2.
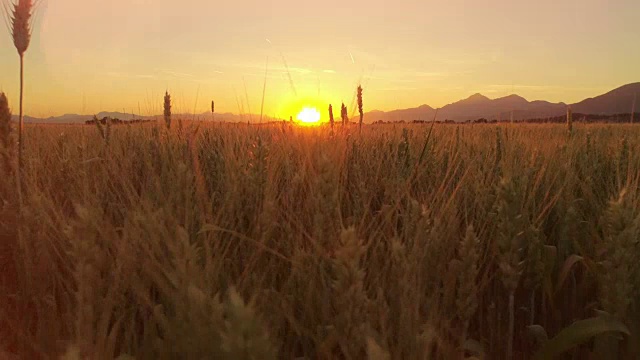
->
367 92 567 123
367 83 638 122
439 93 566 121
12 111 285 124
367 104 435 122
11 82 640 124
12 112 139 124
571 82 640 115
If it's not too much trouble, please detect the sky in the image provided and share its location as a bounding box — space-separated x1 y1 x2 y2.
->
0 0 639 119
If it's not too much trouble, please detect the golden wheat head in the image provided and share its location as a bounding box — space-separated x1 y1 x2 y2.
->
164 91 172 129
10 0 33 56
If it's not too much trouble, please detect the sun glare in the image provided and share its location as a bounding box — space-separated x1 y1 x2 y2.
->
296 107 321 125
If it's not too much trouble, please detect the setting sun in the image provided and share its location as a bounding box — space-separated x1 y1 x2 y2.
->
296 107 322 125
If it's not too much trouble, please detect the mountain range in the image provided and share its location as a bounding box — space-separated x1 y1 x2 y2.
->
11 83 640 124
367 82 639 122
12 112 284 124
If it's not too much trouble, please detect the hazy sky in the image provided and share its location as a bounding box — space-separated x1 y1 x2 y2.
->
1 0 639 118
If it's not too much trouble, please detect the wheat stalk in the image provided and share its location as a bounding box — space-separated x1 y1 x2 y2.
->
456 225 480 343
494 176 528 360
631 93 636 124
164 91 172 130
105 117 111 145
566 105 573 133
10 0 33 57
341 102 348 127
598 188 638 319
93 115 104 139
330 227 372 357
211 100 215 122
0 92 14 178
259 56 268 124
329 104 334 132
7 0 34 206
357 85 363 134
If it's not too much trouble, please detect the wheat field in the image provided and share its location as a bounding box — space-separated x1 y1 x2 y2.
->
1 121 640 359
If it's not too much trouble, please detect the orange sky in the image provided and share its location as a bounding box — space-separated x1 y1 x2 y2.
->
1 0 639 118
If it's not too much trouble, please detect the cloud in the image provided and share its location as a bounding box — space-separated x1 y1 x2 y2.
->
160 70 194 78
223 63 316 77
377 87 420 92
487 84 553 90
242 72 286 80
414 72 449 77
289 67 313 74
484 84 603 93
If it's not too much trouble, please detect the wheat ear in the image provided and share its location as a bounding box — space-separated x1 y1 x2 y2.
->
8 0 34 205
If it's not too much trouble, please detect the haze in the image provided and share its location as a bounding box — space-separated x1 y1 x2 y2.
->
0 0 639 118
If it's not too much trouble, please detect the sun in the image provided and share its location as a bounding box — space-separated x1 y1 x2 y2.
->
296 107 321 125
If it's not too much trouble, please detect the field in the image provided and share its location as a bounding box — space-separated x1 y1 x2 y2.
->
1 122 640 359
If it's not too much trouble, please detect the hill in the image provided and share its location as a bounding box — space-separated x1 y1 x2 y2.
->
366 83 638 122
571 82 640 115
